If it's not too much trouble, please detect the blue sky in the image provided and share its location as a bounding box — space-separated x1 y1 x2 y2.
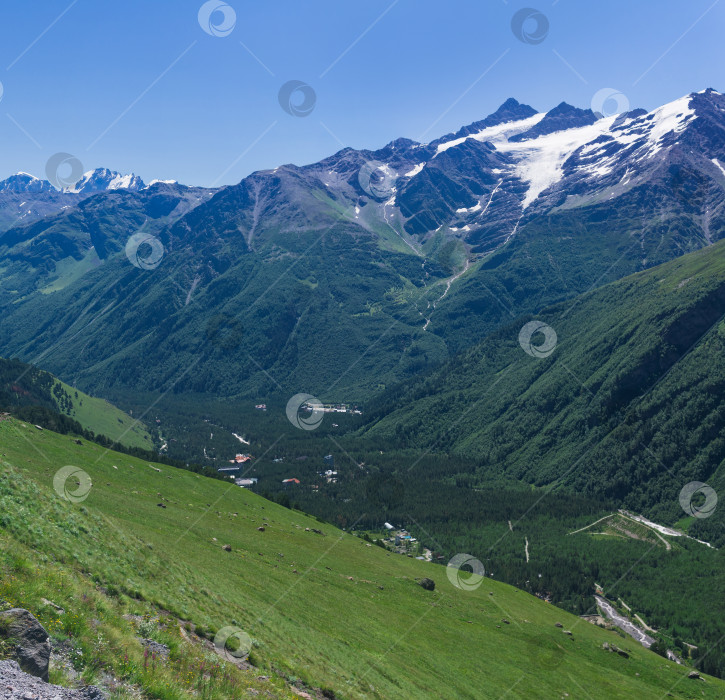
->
0 0 723 187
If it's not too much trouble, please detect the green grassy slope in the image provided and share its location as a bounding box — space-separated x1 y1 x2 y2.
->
0 356 153 451
53 376 154 451
0 418 722 699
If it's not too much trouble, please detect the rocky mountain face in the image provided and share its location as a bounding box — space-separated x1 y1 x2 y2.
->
0 90 723 401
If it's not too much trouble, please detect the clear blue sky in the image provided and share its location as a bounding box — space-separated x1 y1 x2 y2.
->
0 0 722 187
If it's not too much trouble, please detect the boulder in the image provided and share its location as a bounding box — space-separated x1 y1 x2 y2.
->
139 638 170 658
0 608 51 681
687 670 701 679
417 578 435 591
222 544 232 551
602 642 629 658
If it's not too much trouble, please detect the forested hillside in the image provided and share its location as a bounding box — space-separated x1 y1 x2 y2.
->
362 239 725 548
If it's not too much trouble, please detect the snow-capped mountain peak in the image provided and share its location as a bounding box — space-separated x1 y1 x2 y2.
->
68 168 145 194
382 89 725 252
0 172 55 194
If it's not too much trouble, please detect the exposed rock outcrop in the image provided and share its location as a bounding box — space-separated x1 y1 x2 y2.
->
0 659 106 698
0 608 51 681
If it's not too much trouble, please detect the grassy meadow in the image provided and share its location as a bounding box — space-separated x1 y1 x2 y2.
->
0 417 722 699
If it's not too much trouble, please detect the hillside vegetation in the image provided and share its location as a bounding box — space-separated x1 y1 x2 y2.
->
363 238 725 545
0 356 153 450
0 418 721 699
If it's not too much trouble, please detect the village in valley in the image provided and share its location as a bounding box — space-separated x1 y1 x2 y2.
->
379 522 433 560
214 440 433 562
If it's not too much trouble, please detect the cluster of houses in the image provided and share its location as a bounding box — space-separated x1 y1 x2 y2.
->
216 462 259 488
382 523 416 551
375 524 433 560
216 452 345 491
320 454 337 483
218 454 258 489
301 401 363 415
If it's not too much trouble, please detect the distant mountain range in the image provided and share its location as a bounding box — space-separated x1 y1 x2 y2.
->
0 89 723 403
0 167 161 194
0 167 177 231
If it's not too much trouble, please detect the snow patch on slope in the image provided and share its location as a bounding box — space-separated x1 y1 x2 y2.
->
404 162 425 178
434 113 546 157
497 116 619 208
642 95 696 155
